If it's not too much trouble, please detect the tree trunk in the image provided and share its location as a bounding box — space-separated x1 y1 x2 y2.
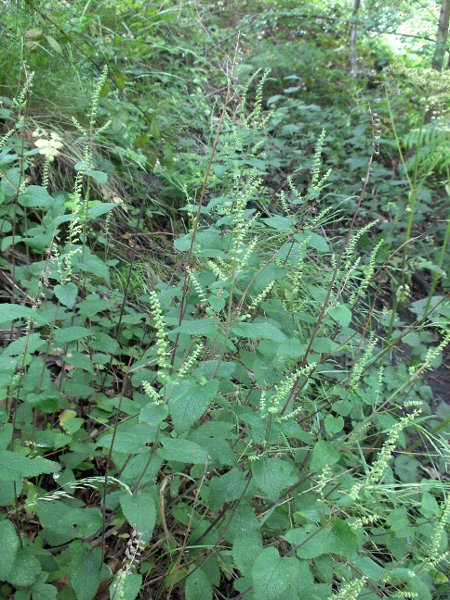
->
349 0 361 78
433 0 450 71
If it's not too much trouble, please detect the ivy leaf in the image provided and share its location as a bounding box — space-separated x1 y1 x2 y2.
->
252 547 302 600
0 520 20 580
120 489 156 544
54 283 78 308
185 567 213 600
158 438 208 464
169 379 219 434
69 543 110 600
252 457 297 501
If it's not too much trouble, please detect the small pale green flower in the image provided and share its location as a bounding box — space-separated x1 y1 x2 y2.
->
34 131 63 162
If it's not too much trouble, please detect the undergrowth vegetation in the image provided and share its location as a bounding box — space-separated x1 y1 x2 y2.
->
1 1 450 599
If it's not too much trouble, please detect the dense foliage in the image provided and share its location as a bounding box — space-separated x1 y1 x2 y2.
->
1 1 450 599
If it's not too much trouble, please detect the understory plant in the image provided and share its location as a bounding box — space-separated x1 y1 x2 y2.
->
0 69 450 600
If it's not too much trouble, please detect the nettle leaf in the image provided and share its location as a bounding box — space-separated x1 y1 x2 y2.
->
0 450 61 481
327 304 352 327
19 186 53 208
295 232 329 253
169 379 219 434
53 326 94 344
209 469 248 512
69 543 111 600
232 533 263 576
252 457 297 501
0 520 20 580
232 322 287 342
54 283 78 308
78 253 110 282
88 202 116 218
394 454 419 483
310 440 340 473
262 216 295 231
252 547 302 600
158 438 208 464
110 573 142 600
285 520 359 560
2 168 21 196
324 414 344 436
171 318 219 336
84 170 108 184
139 402 169 426
7 546 42 587
21 577 58 600
185 567 213 600
99 426 157 454
120 489 156 543
0 304 35 323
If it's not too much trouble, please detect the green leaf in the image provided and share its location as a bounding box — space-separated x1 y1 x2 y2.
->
53 327 94 344
209 469 248 512
252 547 302 600
69 543 110 600
394 454 419 483
84 170 108 184
0 304 34 323
262 216 295 230
28 580 58 600
1 234 22 251
232 322 287 342
169 379 219 435
324 415 344 436
54 283 78 308
2 168 21 196
285 520 359 560
7 546 41 587
139 402 169 426
171 318 219 336
45 34 63 54
0 520 20 580
99 427 156 454
19 186 53 208
78 253 110 282
88 202 116 218
327 304 352 327
185 567 213 600
310 440 340 473
110 573 142 600
232 533 263 576
244 158 267 171
158 438 208 464
120 490 156 543
252 457 297 501
0 450 61 481
295 232 329 253
420 491 440 519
